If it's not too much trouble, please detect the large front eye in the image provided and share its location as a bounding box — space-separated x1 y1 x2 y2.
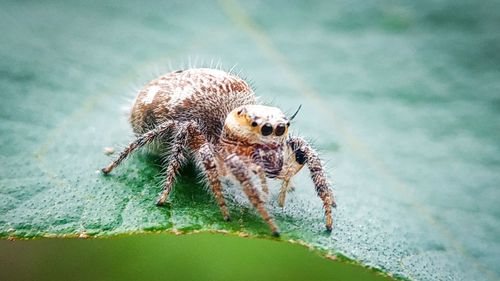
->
275 123 286 136
261 123 273 136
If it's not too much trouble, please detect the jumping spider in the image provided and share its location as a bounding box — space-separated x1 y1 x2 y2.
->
101 68 336 236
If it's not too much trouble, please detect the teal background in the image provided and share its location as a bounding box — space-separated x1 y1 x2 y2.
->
1 1 499 280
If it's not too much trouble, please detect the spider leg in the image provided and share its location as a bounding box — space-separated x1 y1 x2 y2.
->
198 143 231 221
288 137 336 232
180 122 231 221
101 120 176 174
278 178 294 207
225 154 280 237
251 163 269 195
156 122 190 206
278 149 304 207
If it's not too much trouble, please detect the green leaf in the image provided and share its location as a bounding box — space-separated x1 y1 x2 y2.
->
1 1 499 281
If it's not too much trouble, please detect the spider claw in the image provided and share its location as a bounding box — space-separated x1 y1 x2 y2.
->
325 225 332 233
155 198 170 207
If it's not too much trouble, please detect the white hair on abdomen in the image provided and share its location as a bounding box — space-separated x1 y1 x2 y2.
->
168 85 196 106
142 85 161 105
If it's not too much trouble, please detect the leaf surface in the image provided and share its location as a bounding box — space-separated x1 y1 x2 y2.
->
1 1 499 280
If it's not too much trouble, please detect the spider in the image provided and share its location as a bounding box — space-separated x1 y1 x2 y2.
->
101 68 336 236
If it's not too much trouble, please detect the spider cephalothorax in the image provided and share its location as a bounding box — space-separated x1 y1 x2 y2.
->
101 68 336 236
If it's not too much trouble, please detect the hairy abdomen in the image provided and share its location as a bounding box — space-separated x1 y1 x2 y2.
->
130 68 257 141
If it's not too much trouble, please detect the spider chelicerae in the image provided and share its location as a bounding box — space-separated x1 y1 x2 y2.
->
101 68 336 236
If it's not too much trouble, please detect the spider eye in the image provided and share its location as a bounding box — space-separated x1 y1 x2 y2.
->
251 121 258 127
275 123 286 136
261 123 273 136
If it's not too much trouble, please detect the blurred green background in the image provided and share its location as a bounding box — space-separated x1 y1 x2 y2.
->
0 233 393 281
1 0 499 280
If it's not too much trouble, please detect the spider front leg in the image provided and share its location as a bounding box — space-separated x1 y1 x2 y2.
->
101 120 177 174
250 163 269 196
278 178 295 207
288 137 336 232
225 154 280 237
278 157 303 207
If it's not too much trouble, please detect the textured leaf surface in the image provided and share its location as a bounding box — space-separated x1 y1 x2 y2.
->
1 1 499 280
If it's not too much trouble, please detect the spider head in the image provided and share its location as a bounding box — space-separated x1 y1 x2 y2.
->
224 105 291 144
